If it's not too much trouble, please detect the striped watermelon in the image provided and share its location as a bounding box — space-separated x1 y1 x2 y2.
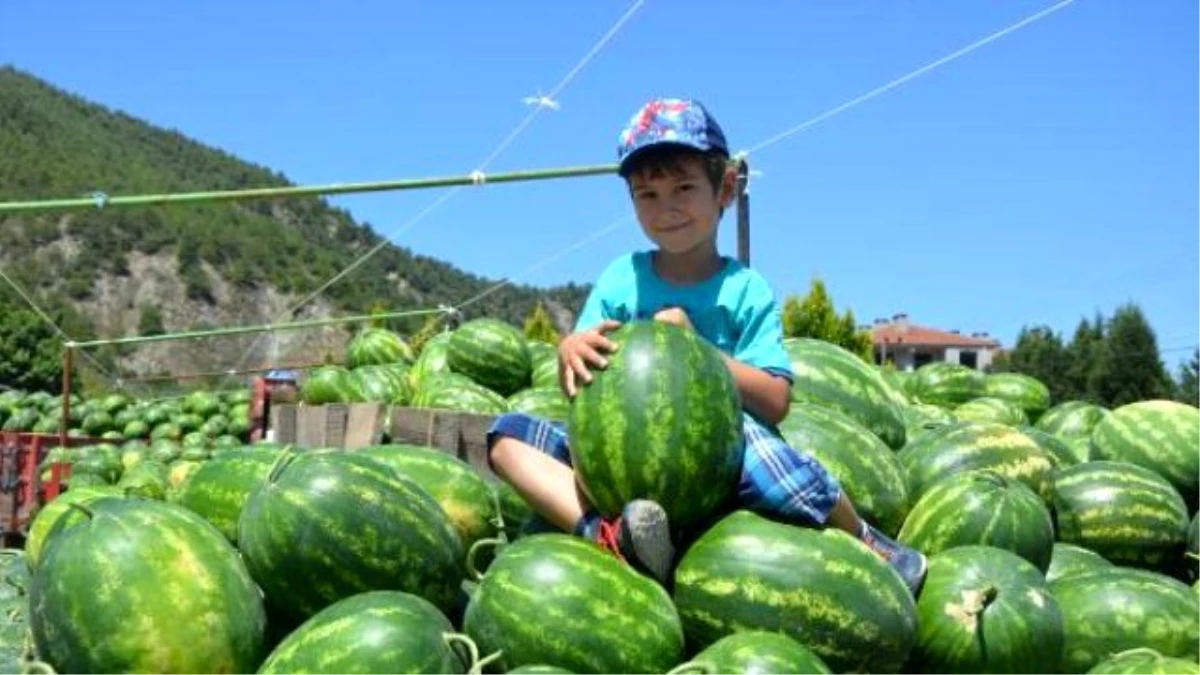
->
25 486 122 570
1046 543 1112 584
409 332 453 390
531 356 559 390
780 402 910 535
346 327 414 367
526 339 556 365
671 631 832 675
351 364 413 404
954 397 1029 427
358 444 499 567
412 374 509 415
899 421 1056 503
237 451 464 621
30 498 266 673
1187 513 1198 583
1087 648 1200 674
898 470 1054 572
909 362 986 408
783 338 907 449
568 321 743 531
463 533 684 674
1051 461 1189 569
672 510 917 673
1035 400 1110 440
508 387 570 422
448 318 532 396
901 402 958 439
984 372 1052 421
912 545 1064 674
300 365 357 404
172 448 281 542
1021 426 1084 468
1091 400 1200 509
258 591 467 674
1050 567 1199 672
508 667 574 674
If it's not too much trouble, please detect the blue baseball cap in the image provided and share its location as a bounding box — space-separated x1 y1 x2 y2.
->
617 98 729 174
265 369 298 383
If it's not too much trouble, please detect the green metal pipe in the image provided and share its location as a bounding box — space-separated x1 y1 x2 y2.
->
67 307 445 349
0 163 619 215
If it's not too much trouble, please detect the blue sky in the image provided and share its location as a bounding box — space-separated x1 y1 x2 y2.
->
2 1 1196 366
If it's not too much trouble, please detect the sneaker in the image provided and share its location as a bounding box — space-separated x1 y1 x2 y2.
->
860 521 928 597
593 500 675 585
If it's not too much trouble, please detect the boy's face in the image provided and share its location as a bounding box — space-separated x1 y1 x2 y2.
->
627 154 735 256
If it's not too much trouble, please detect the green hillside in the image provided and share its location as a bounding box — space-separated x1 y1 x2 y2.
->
0 66 588 385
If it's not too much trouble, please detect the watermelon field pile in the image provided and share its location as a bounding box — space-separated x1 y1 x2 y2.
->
0 320 1197 674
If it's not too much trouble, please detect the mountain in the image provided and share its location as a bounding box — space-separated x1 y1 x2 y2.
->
0 66 588 391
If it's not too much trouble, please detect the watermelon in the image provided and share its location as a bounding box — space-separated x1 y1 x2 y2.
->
358 444 500 564
412 375 509 415
30 498 266 673
352 364 413 404
463 533 683 674
1021 426 1083 468
901 402 958 438
1051 461 1189 569
1035 401 1109 440
24 486 122 571
300 365 357 404
783 338 907 449
780 402 909 535
1087 648 1200 674
530 351 559 390
1091 400 1200 509
258 591 467 674
447 318 532 396
912 545 1064 673
409 332 453 390
953 397 1029 427
670 631 832 674
1051 567 1199 672
346 327 414 367
116 461 170 500
672 510 917 673
899 421 1056 503
1046 543 1112 584
182 391 222 418
508 666 574 674
898 469 1054 572
567 321 743 531
909 362 986 407
526 339 556 363
508 387 570 422
237 451 464 621
173 449 280 542
984 372 1052 421
1186 513 1198 582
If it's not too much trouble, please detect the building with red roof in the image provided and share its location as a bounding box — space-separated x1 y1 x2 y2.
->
868 313 1003 372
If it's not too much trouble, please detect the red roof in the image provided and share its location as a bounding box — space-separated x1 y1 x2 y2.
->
871 323 1000 348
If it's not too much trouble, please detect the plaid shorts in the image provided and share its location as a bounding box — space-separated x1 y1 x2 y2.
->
486 411 842 526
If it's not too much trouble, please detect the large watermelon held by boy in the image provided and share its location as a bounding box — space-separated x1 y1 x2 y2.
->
567 320 743 531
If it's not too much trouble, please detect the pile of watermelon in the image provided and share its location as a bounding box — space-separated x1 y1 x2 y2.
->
1 387 252 446
3 321 1198 674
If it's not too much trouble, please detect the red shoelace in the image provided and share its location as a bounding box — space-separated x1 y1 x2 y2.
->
595 518 626 563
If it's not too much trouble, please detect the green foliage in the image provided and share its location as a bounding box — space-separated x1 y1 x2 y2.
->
408 314 449 357
0 66 591 383
993 302 1181 408
523 302 561 346
781 278 872 361
0 299 67 392
1175 349 1198 405
137 304 165 337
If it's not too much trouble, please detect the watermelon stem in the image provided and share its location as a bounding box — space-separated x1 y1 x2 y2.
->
18 660 55 675
65 502 94 520
472 650 504 674
465 537 505 582
443 632 482 672
265 448 298 485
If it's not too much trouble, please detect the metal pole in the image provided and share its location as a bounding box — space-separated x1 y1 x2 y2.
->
59 346 73 448
735 158 751 266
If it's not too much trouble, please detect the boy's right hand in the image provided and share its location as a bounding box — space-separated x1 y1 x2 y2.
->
558 320 621 399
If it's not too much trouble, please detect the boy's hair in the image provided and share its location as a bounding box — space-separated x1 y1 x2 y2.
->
618 144 730 195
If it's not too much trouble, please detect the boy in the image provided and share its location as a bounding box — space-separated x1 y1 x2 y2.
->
486 98 927 595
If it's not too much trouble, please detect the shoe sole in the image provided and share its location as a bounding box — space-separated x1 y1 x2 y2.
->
621 500 675 585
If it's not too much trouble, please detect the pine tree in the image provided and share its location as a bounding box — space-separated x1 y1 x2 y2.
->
1175 348 1199 405
523 301 562 346
1064 313 1104 402
999 325 1072 403
1093 303 1172 406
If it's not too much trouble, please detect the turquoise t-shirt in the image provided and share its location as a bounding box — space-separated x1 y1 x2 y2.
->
574 251 794 381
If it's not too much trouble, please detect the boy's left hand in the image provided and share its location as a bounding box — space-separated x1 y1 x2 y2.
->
653 307 693 331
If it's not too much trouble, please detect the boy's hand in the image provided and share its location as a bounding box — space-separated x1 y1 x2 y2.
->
558 320 622 398
653 307 693 331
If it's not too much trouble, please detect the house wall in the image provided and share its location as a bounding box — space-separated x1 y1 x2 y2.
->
876 345 997 372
